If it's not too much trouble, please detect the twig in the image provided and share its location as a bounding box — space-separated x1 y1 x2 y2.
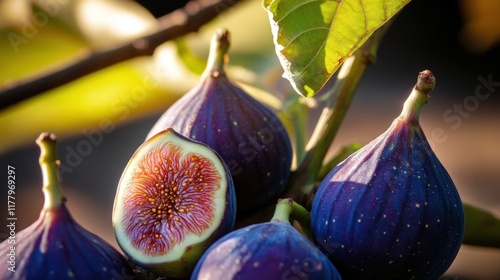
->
236 21 394 227
0 0 244 110
281 20 396 210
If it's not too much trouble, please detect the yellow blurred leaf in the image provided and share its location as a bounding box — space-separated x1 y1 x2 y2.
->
0 0 157 85
0 42 200 155
0 15 87 84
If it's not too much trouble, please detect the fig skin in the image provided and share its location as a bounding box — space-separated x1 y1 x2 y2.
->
311 71 464 280
147 29 292 213
0 205 135 280
113 128 236 278
0 133 135 280
191 199 342 280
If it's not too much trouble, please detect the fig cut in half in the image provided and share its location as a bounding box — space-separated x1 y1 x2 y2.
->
113 128 236 278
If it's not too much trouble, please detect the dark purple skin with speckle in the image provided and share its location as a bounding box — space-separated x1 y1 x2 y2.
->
311 117 464 280
190 221 342 280
0 204 135 280
147 74 292 213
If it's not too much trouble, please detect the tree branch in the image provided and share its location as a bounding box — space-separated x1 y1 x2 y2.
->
0 0 244 110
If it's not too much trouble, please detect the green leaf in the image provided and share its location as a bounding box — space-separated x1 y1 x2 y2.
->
264 0 410 97
174 38 207 76
462 203 500 249
0 15 87 84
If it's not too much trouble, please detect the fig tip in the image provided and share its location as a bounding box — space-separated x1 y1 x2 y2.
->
416 70 436 93
36 132 57 144
215 28 230 42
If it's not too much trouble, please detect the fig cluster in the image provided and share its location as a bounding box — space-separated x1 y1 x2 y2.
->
3 28 466 280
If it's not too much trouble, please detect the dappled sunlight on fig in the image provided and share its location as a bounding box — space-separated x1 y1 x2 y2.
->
311 71 465 280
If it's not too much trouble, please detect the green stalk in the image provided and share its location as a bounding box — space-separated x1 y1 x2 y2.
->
398 70 436 122
203 28 230 77
271 198 312 239
282 20 394 205
282 96 314 166
37 132 66 210
299 53 367 191
239 20 396 226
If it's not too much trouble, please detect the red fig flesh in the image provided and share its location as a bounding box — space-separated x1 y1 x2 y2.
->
113 128 236 277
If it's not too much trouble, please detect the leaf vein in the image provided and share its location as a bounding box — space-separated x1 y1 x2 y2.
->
382 0 389 21
359 0 368 32
292 39 327 82
282 26 329 50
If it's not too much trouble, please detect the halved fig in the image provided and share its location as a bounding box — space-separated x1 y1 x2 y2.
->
113 128 236 278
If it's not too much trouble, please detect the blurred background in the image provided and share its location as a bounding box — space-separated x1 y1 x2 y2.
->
1 0 499 279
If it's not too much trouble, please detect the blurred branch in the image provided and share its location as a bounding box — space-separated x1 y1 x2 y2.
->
0 0 244 110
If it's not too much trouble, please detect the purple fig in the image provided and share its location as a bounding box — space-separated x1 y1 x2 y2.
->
0 133 135 280
146 29 292 213
113 128 236 278
191 198 342 280
311 71 464 279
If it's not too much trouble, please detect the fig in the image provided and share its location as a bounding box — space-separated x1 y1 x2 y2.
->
0 133 135 280
146 29 292 213
311 70 464 279
113 128 236 278
191 198 342 280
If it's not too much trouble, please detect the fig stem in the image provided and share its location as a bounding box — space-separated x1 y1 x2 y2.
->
36 132 66 210
283 22 391 206
282 95 312 165
398 70 436 122
271 198 312 239
204 28 230 77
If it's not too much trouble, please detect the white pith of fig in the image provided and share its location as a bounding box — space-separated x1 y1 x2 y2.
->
113 128 236 277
